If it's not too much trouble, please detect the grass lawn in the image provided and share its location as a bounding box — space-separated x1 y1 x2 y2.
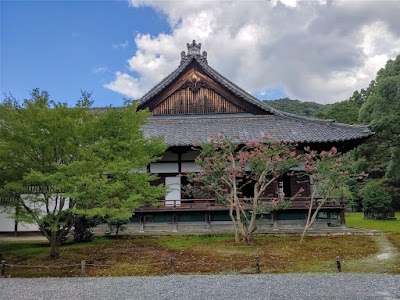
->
0 234 388 277
346 212 400 233
2 212 399 277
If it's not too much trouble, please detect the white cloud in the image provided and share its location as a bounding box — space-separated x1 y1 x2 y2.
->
92 66 108 74
106 0 400 104
104 71 152 99
112 40 129 49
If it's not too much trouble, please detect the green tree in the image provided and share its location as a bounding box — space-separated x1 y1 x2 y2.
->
359 179 393 217
300 149 365 241
0 89 166 258
357 55 400 182
324 90 366 124
186 133 304 243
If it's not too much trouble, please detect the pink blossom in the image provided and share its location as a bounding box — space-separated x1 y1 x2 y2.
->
306 165 317 171
271 199 279 207
331 146 338 154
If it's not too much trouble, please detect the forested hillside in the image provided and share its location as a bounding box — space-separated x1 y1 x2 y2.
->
263 98 329 117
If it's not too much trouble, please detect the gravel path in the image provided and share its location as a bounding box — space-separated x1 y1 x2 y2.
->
1 274 399 300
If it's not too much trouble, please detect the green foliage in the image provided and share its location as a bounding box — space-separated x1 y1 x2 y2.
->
187 133 305 243
264 98 329 118
324 90 366 124
0 89 167 258
72 216 99 243
106 217 130 236
357 56 400 182
359 180 393 214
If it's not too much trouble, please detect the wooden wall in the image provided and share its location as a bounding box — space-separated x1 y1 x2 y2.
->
152 87 245 115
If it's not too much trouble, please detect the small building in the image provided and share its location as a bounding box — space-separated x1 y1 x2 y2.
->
125 40 373 233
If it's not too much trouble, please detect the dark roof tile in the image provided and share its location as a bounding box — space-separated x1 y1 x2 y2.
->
143 114 373 146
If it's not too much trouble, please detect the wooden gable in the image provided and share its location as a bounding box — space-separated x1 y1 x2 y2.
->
138 40 272 116
145 61 266 116
152 68 245 115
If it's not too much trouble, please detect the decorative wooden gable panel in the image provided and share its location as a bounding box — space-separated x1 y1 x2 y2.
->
152 85 245 115
151 69 247 115
139 41 272 116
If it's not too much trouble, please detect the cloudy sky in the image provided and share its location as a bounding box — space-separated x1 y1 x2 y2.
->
2 0 400 106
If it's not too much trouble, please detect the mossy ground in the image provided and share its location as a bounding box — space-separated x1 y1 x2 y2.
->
1 212 399 277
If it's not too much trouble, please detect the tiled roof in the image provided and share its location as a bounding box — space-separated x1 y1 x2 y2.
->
139 41 373 146
143 113 373 146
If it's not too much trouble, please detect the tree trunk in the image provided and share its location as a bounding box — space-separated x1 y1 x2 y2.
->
49 232 61 259
301 195 328 242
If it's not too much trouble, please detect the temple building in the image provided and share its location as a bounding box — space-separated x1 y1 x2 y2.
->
0 40 373 234
126 40 373 233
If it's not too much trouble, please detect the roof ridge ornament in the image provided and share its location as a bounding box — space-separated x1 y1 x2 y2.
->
180 40 208 65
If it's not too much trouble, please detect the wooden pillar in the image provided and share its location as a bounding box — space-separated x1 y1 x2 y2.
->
172 214 178 232
340 210 346 226
272 211 278 229
139 214 144 233
205 212 211 231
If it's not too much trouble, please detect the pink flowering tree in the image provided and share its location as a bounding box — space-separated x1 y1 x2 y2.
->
185 133 304 244
300 147 367 242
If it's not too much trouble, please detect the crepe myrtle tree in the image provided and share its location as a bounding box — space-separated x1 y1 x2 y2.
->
300 147 368 242
0 89 167 258
185 133 305 244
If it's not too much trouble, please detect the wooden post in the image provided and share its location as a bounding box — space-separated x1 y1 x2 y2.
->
81 260 86 277
340 210 346 226
139 215 144 233
272 212 278 229
1 259 5 277
172 214 178 232
206 212 211 231
169 258 175 275
336 256 341 272
255 256 260 273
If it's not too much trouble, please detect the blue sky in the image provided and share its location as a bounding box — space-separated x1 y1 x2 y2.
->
1 0 171 107
2 0 399 106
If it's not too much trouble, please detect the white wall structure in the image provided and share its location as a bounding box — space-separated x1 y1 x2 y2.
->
0 206 39 232
165 176 181 206
150 162 179 173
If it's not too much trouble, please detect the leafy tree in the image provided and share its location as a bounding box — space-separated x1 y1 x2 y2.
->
72 215 99 243
359 179 393 217
106 217 130 237
353 55 400 209
300 148 366 241
0 89 167 258
186 133 304 244
323 90 366 124
357 56 400 181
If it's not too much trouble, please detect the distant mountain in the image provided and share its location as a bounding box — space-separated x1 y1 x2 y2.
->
263 98 329 118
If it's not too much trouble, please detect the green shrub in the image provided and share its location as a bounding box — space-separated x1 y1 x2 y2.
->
359 180 392 214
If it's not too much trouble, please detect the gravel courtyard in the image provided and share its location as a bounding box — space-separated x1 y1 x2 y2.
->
1 274 399 300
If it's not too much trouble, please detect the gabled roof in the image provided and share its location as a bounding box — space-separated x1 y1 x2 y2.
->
139 40 373 147
137 40 279 115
